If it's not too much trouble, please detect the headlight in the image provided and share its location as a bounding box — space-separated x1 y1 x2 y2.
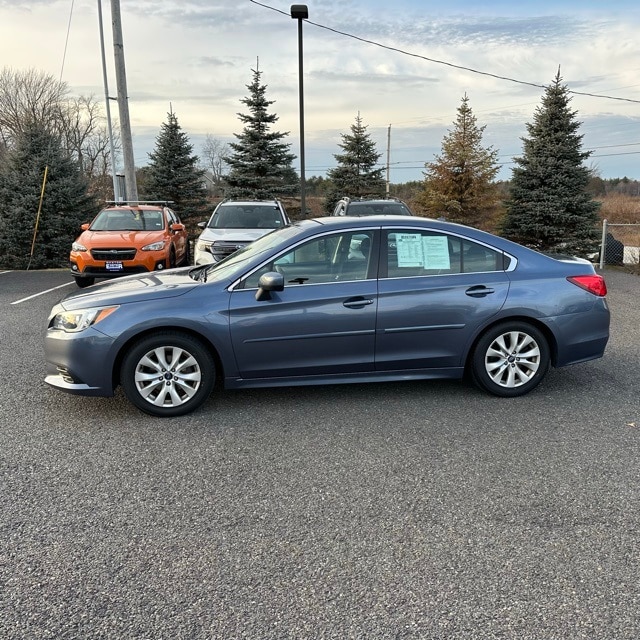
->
51 306 119 333
196 240 212 251
142 241 166 251
71 241 87 252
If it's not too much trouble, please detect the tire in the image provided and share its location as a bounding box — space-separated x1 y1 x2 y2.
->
180 240 191 266
120 331 216 417
75 276 95 288
471 322 550 397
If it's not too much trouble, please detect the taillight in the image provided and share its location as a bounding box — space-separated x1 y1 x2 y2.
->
567 275 607 297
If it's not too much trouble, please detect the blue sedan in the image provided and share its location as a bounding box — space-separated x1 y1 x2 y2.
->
44 216 610 417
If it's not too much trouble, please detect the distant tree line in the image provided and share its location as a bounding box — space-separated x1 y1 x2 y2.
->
0 63 634 270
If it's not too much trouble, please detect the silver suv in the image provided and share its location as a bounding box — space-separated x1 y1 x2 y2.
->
194 200 290 265
332 197 413 217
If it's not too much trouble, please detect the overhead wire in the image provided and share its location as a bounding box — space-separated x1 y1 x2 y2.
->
248 0 640 105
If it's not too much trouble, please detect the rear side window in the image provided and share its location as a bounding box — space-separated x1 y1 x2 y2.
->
384 230 506 277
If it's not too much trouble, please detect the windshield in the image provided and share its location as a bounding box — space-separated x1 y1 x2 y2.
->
193 224 304 284
207 204 284 230
91 209 164 231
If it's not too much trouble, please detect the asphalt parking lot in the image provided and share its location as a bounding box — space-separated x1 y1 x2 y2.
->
1 267 639 639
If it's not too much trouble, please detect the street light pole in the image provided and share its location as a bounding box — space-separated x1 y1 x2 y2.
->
291 5 308 217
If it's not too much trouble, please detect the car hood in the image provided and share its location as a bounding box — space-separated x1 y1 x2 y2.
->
78 230 164 245
198 228 270 242
60 267 199 310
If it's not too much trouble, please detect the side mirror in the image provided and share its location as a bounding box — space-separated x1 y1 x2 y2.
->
81 223 90 231
197 221 207 229
170 223 185 233
255 271 284 301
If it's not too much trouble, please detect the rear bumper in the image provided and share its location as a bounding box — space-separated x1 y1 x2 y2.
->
547 300 610 367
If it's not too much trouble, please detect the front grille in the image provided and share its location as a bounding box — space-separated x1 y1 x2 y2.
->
211 241 249 261
91 248 137 261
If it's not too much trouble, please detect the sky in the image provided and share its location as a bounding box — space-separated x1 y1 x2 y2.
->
1 0 639 183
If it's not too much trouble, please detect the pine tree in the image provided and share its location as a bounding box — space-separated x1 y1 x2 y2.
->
325 113 385 213
144 110 209 221
0 122 96 269
224 67 298 199
419 94 500 229
501 71 600 255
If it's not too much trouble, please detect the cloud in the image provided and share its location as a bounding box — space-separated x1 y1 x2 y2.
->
1 0 639 181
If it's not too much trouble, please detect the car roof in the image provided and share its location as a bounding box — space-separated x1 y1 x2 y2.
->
346 199 404 204
103 204 166 211
217 200 281 206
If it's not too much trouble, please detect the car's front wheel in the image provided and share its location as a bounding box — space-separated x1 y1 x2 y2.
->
471 322 550 397
120 332 216 417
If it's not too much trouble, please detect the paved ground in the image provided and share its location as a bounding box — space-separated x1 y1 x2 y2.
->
1 267 639 639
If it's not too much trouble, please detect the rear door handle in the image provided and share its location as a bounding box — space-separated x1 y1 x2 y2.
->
343 297 374 308
465 285 495 298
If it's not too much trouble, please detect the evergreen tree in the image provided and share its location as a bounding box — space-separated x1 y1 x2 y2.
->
501 71 600 255
224 67 298 199
144 110 209 221
418 94 500 229
0 122 96 269
325 113 385 213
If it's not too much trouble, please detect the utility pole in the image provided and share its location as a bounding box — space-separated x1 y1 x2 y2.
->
97 0 120 201
110 0 138 201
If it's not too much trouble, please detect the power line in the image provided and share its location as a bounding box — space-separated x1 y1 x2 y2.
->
249 0 640 105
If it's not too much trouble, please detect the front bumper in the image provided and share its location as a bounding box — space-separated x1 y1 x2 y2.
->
70 251 168 278
44 327 117 397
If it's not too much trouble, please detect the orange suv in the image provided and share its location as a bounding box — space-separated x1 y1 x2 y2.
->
70 201 190 287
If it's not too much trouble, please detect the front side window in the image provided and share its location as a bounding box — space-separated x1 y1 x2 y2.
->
385 230 504 278
242 230 375 289
167 209 178 226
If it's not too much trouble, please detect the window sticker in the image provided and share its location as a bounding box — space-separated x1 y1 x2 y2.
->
396 234 424 267
423 236 451 269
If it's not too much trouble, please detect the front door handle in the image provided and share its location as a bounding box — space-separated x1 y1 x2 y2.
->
343 297 374 309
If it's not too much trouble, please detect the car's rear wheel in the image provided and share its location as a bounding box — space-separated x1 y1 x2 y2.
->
74 276 95 288
120 332 216 417
471 322 550 397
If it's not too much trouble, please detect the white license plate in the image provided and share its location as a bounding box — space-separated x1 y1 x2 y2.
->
106 261 123 271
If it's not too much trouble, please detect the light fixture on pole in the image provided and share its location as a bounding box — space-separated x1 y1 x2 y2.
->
290 4 308 217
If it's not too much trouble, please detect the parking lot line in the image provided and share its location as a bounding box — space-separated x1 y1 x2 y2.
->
11 282 73 305
0 270 11 275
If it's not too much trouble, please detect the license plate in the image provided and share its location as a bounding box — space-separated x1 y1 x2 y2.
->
106 261 123 271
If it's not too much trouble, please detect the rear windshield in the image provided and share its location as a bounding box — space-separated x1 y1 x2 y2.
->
347 202 411 216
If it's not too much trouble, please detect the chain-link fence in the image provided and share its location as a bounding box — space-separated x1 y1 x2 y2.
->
598 220 640 269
